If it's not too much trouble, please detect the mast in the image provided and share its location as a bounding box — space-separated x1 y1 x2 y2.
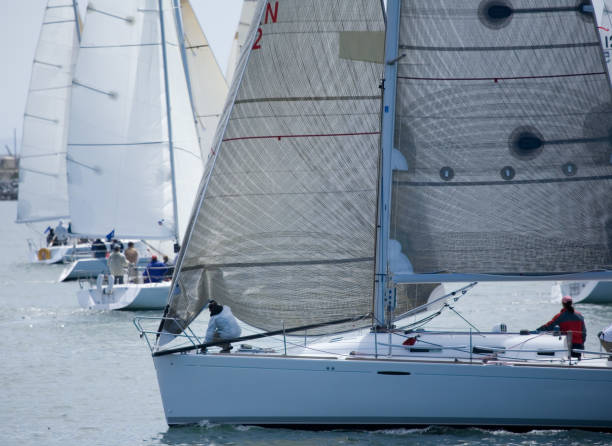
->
374 0 401 328
71 0 81 43
173 0 198 125
158 0 180 243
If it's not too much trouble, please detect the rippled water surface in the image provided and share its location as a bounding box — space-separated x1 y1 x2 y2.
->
1 201 611 446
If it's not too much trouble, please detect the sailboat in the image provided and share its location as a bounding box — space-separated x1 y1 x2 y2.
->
16 0 85 264
65 0 203 307
553 0 612 304
137 0 612 428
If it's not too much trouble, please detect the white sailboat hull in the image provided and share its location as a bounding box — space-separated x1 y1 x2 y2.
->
59 256 151 282
559 281 612 304
78 282 170 311
153 352 612 429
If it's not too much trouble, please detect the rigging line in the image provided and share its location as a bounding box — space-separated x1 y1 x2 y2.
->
29 85 72 92
223 131 380 143
65 156 100 173
34 59 62 69
234 95 380 104
24 113 58 123
396 174 612 187
153 314 372 357
512 6 590 14
445 304 480 333
398 72 607 82
72 81 116 98
46 4 74 8
20 152 66 159
19 168 58 178
173 145 202 160
185 44 210 50
80 43 160 49
399 42 600 52
68 141 164 147
181 257 375 272
545 136 609 145
87 6 134 23
43 20 75 25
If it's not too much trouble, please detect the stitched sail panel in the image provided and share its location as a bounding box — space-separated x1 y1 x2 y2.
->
390 0 612 276
162 0 385 337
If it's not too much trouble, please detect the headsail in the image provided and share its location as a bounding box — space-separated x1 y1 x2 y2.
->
179 0 228 161
160 0 386 340
225 0 258 84
17 0 80 223
389 0 612 280
67 0 202 241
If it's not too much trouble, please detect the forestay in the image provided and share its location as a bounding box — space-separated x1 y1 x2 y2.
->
17 0 80 223
179 0 228 161
390 0 612 278
67 0 202 241
161 0 385 339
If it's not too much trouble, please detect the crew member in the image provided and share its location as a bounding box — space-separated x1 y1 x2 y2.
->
204 300 241 353
538 296 586 358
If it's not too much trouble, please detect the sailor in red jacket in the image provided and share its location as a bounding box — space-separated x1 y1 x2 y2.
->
538 295 586 358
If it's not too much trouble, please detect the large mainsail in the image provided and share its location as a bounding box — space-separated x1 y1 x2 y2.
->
389 0 612 278
161 0 386 337
179 0 228 160
17 0 80 223
67 0 202 241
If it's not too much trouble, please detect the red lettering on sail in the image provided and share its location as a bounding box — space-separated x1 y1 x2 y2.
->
265 1 279 24
253 2 279 51
252 28 263 50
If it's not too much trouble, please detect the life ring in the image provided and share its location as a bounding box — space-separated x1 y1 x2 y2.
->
37 247 51 261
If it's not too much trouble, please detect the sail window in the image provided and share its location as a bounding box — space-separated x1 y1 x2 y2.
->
509 127 544 160
439 167 454 181
562 162 577 177
479 0 513 29
500 166 515 181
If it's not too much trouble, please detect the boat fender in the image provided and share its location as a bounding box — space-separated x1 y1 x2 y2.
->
402 336 418 346
37 248 51 261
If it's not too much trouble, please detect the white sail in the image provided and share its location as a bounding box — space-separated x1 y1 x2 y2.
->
179 0 228 160
67 0 202 242
17 0 80 223
225 0 258 84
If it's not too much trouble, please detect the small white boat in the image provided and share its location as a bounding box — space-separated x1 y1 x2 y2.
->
78 277 170 311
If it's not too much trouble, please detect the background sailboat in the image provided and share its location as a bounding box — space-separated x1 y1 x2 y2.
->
78 0 227 310
61 0 202 288
16 0 82 264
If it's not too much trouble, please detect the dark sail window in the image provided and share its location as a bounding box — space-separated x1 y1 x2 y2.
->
479 0 513 29
509 127 544 160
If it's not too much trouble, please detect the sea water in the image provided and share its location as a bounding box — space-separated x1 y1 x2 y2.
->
1 200 611 446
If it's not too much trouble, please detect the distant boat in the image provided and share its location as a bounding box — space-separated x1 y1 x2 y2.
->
16 0 88 264
68 0 224 311
137 0 612 429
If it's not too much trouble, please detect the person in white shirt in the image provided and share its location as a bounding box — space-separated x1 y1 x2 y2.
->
54 221 68 245
204 300 241 353
598 323 612 353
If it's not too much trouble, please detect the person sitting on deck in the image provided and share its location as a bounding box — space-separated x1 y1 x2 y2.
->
91 238 107 258
537 295 586 358
204 300 241 353
599 323 612 357
143 255 167 283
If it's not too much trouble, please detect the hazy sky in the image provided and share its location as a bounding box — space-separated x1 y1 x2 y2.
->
0 0 243 152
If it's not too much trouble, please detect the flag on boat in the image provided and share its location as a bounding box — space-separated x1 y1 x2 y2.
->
105 229 115 241
44 226 51 234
